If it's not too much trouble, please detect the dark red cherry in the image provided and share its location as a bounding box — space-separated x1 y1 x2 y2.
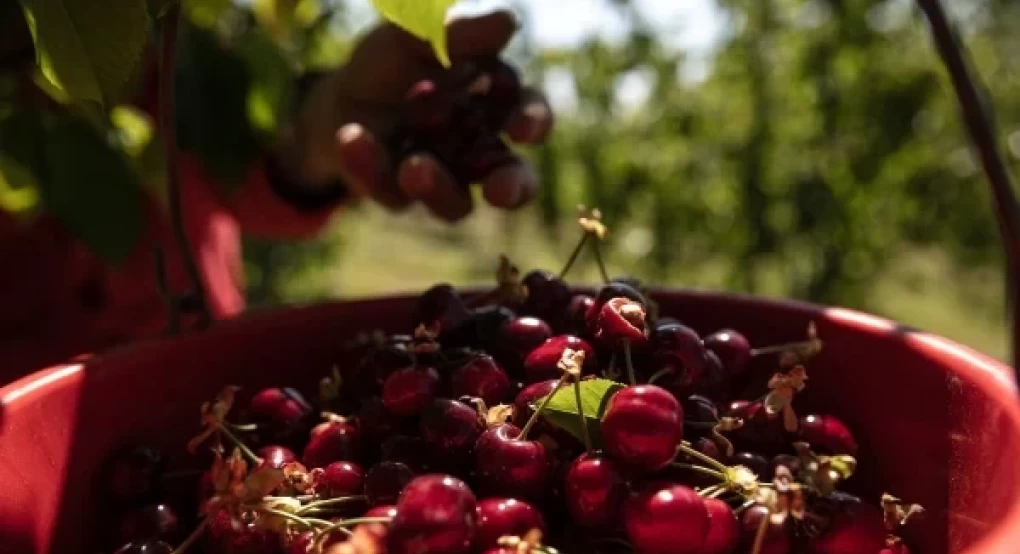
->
651 324 707 383
564 452 627 528
117 504 179 544
302 416 361 468
740 505 791 554
316 461 364 498
381 435 430 473
523 335 597 382
499 317 554 360
358 396 399 440
451 356 512 406
624 484 709 554
724 401 786 454
113 541 173 554
405 80 453 134
798 414 858 456
474 497 546 550
694 436 724 463
249 387 311 426
702 329 751 376
683 395 720 425
702 497 740 554
513 379 558 426
564 294 595 335
420 398 484 460
365 461 415 506
601 385 684 471
810 502 886 554
412 283 470 332
388 474 478 554
105 445 166 504
256 445 297 470
520 270 572 322
475 423 550 499
732 451 769 479
382 366 440 417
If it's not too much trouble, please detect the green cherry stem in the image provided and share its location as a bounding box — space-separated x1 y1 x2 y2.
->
520 373 571 440
573 376 593 452
697 484 724 498
297 495 369 515
254 506 329 528
225 421 259 432
217 424 261 465
735 498 757 514
312 516 393 544
169 518 208 554
604 352 620 380
647 367 672 385
591 238 611 284
672 463 727 481
675 442 730 473
559 232 590 279
622 341 637 386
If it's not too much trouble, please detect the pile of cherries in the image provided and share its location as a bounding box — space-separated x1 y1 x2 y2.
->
102 213 925 554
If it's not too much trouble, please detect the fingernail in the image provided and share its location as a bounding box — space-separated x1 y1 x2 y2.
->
337 123 365 145
404 155 434 197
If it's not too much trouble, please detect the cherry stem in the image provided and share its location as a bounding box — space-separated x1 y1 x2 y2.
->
225 422 259 432
255 506 329 528
647 367 672 385
169 518 207 554
591 238 611 284
622 341 637 386
675 442 730 473
604 352 620 380
735 498 757 514
698 484 724 498
750 507 770 554
217 424 261 465
672 463 727 481
519 373 571 441
572 376 593 452
559 232 589 279
751 339 817 357
297 495 368 515
312 516 393 545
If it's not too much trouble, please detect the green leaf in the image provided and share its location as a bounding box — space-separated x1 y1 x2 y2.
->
18 0 150 108
536 378 625 445
40 116 144 264
369 0 456 67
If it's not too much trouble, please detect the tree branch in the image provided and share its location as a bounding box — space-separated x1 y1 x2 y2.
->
915 0 1020 371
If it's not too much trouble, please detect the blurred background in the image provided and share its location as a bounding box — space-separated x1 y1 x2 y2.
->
12 0 1020 360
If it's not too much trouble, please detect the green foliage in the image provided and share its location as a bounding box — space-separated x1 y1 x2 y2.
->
537 378 623 445
17 0 149 108
369 0 456 67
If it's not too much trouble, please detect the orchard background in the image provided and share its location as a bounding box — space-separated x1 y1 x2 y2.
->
2 0 1019 360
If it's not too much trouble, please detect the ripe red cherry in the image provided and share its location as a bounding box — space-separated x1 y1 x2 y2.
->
564 451 627 528
498 317 553 361
798 414 858 456
405 80 453 134
564 294 595 334
586 282 646 334
475 423 550 499
740 505 791 554
451 356 512 406
302 416 361 468
117 504 179 544
382 366 440 417
810 503 886 554
523 335 597 383
701 498 739 554
474 497 546 550
513 379 558 427
420 398 484 460
316 461 364 498
702 329 752 376
651 324 707 383
388 474 478 554
624 484 709 554
365 461 415 506
249 387 311 426
256 445 297 470
596 297 648 345
601 385 684 471
113 541 172 554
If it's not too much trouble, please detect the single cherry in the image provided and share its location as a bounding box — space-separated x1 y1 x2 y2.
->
702 329 752 376
388 474 478 554
365 461 416 506
420 398 484 461
740 505 791 554
520 269 572 323
798 414 858 456
302 415 361 468
315 461 364 498
249 387 311 427
624 484 709 554
596 297 648 345
412 283 470 332
683 395 720 426
117 504 179 544
474 497 546 550
256 445 297 470
563 294 595 335
382 365 440 417
702 497 740 554
405 80 454 134
523 335 597 382
601 385 684 471
586 282 647 334
451 356 512 406
498 316 554 361
474 423 550 499
564 451 628 528
651 324 707 385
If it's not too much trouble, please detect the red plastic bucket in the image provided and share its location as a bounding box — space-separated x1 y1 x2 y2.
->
1 290 1018 554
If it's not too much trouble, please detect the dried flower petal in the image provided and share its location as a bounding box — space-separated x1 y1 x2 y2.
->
577 205 608 239
557 348 585 378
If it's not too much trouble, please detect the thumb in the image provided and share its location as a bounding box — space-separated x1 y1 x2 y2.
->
444 6 520 62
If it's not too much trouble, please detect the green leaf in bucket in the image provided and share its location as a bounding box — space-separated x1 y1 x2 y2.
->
535 378 624 445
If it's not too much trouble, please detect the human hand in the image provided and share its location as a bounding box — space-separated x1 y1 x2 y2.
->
289 8 553 222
